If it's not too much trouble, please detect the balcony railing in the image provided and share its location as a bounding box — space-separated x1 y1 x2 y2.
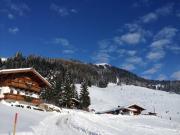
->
4 82 41 93
4 93 42 105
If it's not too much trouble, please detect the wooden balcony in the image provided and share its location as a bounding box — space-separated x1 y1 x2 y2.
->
3 93 42 105
4 82 40 93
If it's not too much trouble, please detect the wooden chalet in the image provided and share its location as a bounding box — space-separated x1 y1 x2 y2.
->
128 104 145 115
96 104 145 115
0 68 51 105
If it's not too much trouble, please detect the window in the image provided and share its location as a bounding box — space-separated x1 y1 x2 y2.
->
10 89 13 94
17 91 20 95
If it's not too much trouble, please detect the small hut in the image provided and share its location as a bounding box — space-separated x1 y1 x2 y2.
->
96 104 145 115
128 104 145 115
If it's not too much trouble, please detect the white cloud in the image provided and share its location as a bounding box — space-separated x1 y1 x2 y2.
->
143 64 162 75
155 3 173 16
146 50 165 60
140 3 174 24
141 12 158 23
121 63 136 71
8 13 14 19
150 39 171 49
157 74 167 80
1 1 30 18
10 3 30 16
8 27 19 34
115 23 152 45
50 3 77 16
171 71 180 80
154 27 178 40
126 56 143 64
92 39 117 63
92 51 111 63
62 49 75 54
115 32 145 45
53 38 70 46
71 9 78 13
127 50 137 56
167 45 180 53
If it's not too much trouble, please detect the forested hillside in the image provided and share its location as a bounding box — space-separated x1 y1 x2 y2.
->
0 52 180 94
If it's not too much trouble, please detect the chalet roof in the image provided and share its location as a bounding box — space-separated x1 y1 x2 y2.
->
0 68 52 88
96 104 146 114
128 104 145 110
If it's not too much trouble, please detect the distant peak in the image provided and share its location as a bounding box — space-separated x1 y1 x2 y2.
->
95 63 111 66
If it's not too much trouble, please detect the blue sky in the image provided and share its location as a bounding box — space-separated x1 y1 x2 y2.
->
0 0 180 80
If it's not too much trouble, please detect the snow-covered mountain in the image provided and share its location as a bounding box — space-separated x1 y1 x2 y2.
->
0 57 7 62
0 84 180 135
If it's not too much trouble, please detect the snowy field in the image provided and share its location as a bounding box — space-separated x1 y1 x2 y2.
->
0 84 180 135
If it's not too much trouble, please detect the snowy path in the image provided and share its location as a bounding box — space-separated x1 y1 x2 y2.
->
30 110 180 135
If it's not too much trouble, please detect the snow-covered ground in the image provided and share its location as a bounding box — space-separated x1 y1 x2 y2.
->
81 83 180 123
0 84 180 135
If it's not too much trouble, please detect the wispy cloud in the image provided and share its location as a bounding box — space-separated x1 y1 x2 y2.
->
141 12 158 23
52 38 70 47
147 26 178 61
140 3 174 23
8 27 19 34
50 3 77 17
157 74 167 80
114 23 152 45
171 71 180 80
8 13 14 19
116 32 143 45
45 37 76 55
143 64 162 75
92 39 115 63
121 63 136 71
146 50 165 61
153 27 178 40
126 56 143 65
1 0 30 19
150 39 171 49
62 49 75 54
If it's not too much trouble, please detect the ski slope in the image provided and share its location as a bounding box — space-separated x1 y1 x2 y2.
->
0 84 180 135
79 84 180 123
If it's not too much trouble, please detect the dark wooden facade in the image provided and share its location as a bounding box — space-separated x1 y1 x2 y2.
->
0 68 51 105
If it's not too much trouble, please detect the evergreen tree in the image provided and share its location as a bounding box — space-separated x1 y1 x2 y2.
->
0 58 2 68
71 83 78 100
79 80 90 110
53 78 63 106
63 71 74 108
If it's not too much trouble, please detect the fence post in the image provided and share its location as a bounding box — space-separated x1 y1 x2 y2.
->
13 113 18 135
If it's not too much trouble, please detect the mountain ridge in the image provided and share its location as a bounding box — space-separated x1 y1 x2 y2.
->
0 53 180 94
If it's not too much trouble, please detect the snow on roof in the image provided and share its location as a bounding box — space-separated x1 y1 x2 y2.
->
0 68 52 88
95 63 111 66
96 106 125 114
96 104 145 114
71 98 80 103
128 104 146 110
0 57 7 62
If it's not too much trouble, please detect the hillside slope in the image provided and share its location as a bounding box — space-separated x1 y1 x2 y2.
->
0 84 180 135
76 84 180 122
